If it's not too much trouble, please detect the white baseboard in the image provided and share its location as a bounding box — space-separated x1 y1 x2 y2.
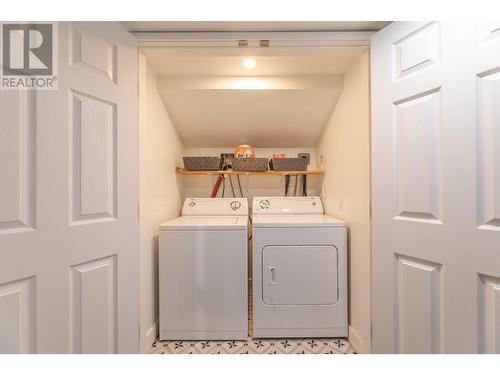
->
349 325 370 354
141 320 158 353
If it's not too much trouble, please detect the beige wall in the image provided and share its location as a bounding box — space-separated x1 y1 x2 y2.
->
182 147 320 201
138 53 185 352
317 52 371 353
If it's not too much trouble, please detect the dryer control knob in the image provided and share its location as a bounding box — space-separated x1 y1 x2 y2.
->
259 199 270 209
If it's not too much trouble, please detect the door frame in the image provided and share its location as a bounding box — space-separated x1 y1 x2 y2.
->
131 29 375 353
131 31 374 48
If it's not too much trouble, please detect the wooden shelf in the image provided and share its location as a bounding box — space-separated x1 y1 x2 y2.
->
176 169 325 176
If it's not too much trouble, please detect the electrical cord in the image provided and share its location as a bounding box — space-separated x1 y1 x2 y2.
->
228 174 236 197
237 174 244 197
210 175 223 198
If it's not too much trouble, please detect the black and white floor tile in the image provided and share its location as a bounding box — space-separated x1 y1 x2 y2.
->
149 337 355 354
151 280 355 354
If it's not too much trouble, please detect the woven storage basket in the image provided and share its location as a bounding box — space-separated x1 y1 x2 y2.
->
270 157 308 171
231 158 269 171
183 157 221 171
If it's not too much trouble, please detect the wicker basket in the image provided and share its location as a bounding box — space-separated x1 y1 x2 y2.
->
183 157 221 171
270 157 308 171
230 158 269 171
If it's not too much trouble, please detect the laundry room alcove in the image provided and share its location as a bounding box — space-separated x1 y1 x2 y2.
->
135 30 372 354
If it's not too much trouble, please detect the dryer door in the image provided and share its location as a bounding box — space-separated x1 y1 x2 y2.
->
262 245 338 305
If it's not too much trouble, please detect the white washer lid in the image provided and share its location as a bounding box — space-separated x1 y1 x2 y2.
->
160 215 248 231
252 214 346 228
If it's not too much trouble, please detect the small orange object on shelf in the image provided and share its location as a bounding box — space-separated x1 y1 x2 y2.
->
234 145 256 158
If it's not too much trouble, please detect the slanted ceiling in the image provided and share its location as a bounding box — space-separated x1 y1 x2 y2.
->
143 47 368 148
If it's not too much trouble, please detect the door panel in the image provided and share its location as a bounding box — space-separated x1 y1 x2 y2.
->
372 22 500 353
0 277 35 354
394 88 441 222
71 24 117 82
393 22 440 80
477 65 500 229
478 273 500 353
0 22 138 353
70 90 117 222
0 90 36 232
70 255 117 354
395 254 443 353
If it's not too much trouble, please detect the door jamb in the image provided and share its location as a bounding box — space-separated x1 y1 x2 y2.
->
131 31 373 48
132 29 375 354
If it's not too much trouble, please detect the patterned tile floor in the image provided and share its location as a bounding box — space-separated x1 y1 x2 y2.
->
151 280 355 354
149 337 355 354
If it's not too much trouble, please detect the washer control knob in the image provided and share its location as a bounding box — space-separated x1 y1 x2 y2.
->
230 201 241 211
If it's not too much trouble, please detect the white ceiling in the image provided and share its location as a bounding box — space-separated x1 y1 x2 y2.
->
144 46 367 148
124 21 390 33
143 47 366 76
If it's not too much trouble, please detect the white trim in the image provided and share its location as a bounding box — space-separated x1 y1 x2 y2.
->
132 31 374 48
349 325 369 354
141 320 158 353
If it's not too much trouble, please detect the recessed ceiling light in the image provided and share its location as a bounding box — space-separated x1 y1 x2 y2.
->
242 57 256 69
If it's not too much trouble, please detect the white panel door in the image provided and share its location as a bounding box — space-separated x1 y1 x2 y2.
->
372 22 500 353
0 22 139 353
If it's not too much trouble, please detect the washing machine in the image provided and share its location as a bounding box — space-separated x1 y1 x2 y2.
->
252 196 347 338
159 198 248 340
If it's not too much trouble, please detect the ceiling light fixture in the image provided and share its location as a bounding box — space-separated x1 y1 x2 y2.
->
242 57 256 69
